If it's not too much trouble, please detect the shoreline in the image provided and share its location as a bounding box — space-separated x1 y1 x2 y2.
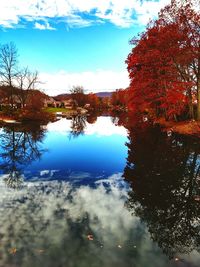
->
0 107 88 125
1 112 200 138
0 115 19 124
156 119 200 138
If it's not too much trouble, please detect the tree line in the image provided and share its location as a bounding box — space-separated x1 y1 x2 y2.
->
65 85 110 111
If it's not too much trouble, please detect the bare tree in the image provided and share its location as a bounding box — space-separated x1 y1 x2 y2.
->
0 42 19 107
70 85 84 94
70 85 86 107
16 67 40 108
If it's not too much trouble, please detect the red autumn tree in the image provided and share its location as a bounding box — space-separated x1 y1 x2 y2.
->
159 0 200 120
87 93 99 110
111 89 129 111
126 0 200 121
19 90 51 121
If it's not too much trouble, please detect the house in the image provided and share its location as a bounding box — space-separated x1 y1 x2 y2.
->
61 99 74 109
0 94 22 109
43 97 75 109
44 97 61 108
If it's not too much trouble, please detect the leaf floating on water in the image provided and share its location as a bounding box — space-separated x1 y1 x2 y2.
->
36 249 45 254
174 257 179 261
194 196 200 201
117 245 122 248
9 248 17 255
87 235 94 241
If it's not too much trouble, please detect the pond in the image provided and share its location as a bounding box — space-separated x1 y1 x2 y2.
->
0 115 200 267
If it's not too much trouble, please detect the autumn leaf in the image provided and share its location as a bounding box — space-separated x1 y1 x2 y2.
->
87 234 94 241
9 248 17 255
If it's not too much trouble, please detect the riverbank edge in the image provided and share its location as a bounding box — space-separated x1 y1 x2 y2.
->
155 119 200 138
0 107 89 124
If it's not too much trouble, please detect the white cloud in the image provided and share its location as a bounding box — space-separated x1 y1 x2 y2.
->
39 69 129 95
34 21 56 30
62 14 95 28
0 0 171 29
40 169 59 177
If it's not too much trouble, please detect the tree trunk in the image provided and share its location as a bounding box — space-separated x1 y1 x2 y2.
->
197 56 200 120
10 84 14 109
197 76 200 121
188 89 194 120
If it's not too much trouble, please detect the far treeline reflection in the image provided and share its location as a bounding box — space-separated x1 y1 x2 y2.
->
0 114 200 260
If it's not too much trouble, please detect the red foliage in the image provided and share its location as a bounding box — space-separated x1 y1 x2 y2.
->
111 89 129 111
87 93 99 110
126 0 200 121
26 91 45 111
19 90 52 122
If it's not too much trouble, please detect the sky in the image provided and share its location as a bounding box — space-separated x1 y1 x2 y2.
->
0 0 170 96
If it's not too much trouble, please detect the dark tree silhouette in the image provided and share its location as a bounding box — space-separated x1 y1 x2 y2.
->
124 124 200 258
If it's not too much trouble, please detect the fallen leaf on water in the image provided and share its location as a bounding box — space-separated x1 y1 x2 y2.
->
174 257 179 261
36 249 45 254
87 235 94 241
117 245 122 248
194 196 200 201
9 248 17 255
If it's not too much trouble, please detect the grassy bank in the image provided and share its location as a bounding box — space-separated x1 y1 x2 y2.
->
43 107 73 113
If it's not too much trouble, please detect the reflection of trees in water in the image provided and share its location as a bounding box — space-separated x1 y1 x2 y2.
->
0 123 46 188
86 113 98 124
124 125 200 258
111 111 128 127
69 115 87 138
69 114 98 138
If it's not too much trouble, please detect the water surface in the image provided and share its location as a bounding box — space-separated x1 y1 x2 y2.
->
0 116 200 267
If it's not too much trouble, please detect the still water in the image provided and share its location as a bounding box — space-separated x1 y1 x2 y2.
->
0 116 200 267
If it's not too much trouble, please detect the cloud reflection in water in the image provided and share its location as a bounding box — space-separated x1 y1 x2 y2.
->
0 173 173 267
47 117 127 137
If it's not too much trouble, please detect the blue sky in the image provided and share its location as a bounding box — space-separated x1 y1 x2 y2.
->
0 0 170 95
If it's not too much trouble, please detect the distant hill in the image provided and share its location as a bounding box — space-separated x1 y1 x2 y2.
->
53 92 113 100
95 92 113 98
53 94 71 101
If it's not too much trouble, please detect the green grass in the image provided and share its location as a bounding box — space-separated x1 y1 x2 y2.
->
43 107 72 113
